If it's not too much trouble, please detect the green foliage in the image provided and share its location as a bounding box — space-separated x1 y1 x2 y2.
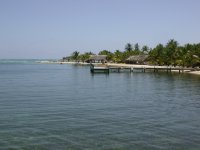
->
77 53 90 62
125 43 133 52
149 40 200 67
113 50 123 63
99 50 114 61
71 51 79 61
165 39 178 66
134 43 140 52
68 40 200 67
142 45 149 54
149 44 165 65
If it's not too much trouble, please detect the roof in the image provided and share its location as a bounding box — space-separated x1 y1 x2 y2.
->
89 55 107 60
126 55 148 62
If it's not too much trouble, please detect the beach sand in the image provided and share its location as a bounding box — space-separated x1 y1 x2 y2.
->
188 71 200 75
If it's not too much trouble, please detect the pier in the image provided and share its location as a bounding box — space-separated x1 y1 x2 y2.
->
90 64 200 74
90 64 109 73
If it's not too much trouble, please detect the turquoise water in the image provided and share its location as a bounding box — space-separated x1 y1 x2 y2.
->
0 60 200 150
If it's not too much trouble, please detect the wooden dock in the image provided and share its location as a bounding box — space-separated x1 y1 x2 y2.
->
90 64 109 73
90 64 200 74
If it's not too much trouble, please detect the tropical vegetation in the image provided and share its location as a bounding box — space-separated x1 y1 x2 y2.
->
62 39 200 67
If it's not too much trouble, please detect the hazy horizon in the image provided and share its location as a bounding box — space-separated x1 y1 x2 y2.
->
1 0 200 59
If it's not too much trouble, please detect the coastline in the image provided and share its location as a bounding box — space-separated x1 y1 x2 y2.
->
38 60 200 75
108 63 200 75
188 71 200 75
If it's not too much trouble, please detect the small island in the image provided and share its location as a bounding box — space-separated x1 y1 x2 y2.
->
59 39 200 75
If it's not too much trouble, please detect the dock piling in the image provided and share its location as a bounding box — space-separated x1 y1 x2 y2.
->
90 64 199 74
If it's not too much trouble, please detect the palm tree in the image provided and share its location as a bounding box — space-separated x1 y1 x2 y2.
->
71 51 79 61
114 50 123 63
149 44 164 65
165 39 178 66
142 45 149 54
134 43 140 52
125 43 133 52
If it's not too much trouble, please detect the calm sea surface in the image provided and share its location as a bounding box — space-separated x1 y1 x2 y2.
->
0 60 200 150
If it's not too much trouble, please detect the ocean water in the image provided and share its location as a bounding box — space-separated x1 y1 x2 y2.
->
0 60 200 150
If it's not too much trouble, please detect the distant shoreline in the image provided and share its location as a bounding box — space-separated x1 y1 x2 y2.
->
38 60 200 76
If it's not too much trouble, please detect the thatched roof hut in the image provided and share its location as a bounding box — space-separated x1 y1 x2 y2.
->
125 55 149 64
87 55 107 63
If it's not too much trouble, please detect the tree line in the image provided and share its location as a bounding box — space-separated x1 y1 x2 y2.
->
63 39 200 67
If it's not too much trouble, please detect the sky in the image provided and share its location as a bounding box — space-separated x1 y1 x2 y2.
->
0 0 200 59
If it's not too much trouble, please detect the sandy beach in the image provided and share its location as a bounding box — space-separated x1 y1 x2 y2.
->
188 71 200 75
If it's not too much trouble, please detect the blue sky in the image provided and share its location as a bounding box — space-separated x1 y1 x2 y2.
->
0 0 200 59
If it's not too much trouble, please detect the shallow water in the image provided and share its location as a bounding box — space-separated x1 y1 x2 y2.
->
0 61 200 150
